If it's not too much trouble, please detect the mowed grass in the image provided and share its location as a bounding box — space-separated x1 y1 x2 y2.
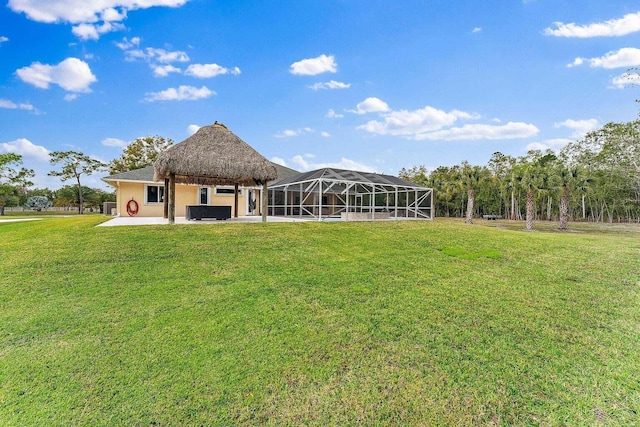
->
1 217 638 426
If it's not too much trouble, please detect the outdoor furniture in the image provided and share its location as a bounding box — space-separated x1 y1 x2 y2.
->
186 205 232 220
482 214 502 220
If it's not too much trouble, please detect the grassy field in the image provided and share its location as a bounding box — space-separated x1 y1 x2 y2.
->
1 216 638 425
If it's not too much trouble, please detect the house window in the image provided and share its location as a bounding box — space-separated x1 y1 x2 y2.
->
199 187 210 205
215 186 242 196
146 185 164 204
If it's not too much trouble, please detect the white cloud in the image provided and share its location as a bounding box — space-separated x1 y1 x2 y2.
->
187 124 200 135
554 118 599 138
126 47 189 63
0 99 36 111
354 100 538 141
151 64 181 77
307 80 351 90
117 38 241 79
291 155 310 170
320 132 331 138
291 155 377 173
64 93 78 101
270 156 286 167
101 137 127 148
151 48 189 63
526 142 552 151
472 27 482 33
349 97 390 114
72 21 125 40
8 0 171 23
8 0 188 39
412 122 539 141
102 7 127 21
526 138 572 152
567 57 584 68
115 36 140 50
544 11 640 38
358 104 479 136
569 47 640 69
0 138 50 161
290 54 337 76
185 63 241 78
277 130 300 138
121 49 143 61
326 109 344 118
275 128 314 138
611 72 640 89
0 36 8 44
16 57 97 92
144 85 214 102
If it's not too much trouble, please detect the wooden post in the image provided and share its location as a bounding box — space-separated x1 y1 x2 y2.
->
262 182 268 222
163 178 169 219
169 173 176 224
234 183 239 218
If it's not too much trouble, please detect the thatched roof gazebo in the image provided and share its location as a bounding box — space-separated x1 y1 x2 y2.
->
154 122 277 223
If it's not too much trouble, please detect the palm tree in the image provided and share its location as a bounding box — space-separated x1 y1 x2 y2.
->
515 155 546 231
557 168 579 230
488 152 516 220
461 162 485 224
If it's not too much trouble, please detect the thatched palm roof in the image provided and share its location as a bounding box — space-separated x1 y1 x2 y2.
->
154 122 277 186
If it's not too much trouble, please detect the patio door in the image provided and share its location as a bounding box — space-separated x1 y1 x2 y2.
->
246 189 257 215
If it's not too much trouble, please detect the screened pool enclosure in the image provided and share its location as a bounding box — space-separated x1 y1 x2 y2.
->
267 168 433 221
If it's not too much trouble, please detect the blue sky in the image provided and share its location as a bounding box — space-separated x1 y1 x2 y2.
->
2 0 640 190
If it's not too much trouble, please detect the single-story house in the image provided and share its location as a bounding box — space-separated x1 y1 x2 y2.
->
103 165 433 221
102 162 298 218
102 122 432 221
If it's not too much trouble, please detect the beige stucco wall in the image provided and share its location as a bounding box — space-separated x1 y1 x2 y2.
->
176 186 200 217
114 181 168 217
113 181 261 217
209 188 260 217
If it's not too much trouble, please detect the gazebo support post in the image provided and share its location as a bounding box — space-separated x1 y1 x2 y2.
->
163 178 169 219
169 173 176 224
234 183 239 218
262 182 268 222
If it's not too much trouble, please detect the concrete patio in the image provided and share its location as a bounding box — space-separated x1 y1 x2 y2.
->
97 215 309 226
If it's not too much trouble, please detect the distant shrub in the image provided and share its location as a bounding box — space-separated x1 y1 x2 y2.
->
24 196 53 211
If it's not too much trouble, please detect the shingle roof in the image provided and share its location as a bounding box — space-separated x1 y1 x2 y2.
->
103 166 157 183
271 162 300 181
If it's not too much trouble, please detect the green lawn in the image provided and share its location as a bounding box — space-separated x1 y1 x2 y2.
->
1 216 638 425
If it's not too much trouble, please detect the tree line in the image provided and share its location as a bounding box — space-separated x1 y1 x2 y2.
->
0 136 172 215
3 120 639 225
399 119 640 228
